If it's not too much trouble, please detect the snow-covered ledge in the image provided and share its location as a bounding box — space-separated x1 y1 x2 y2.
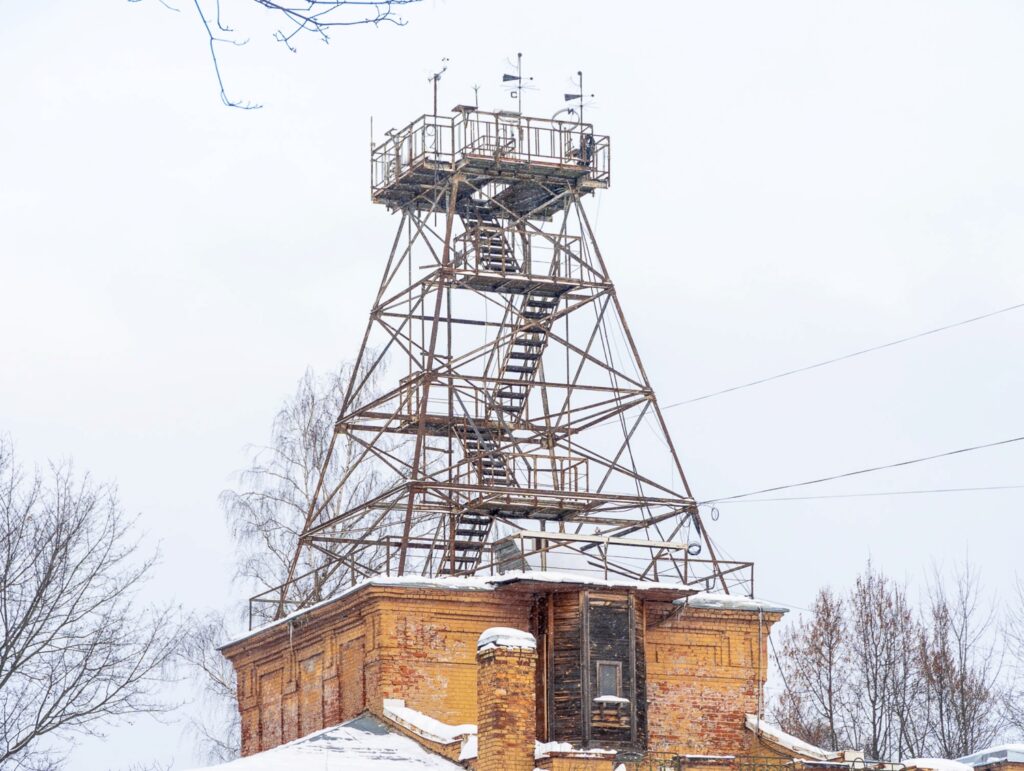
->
676 594 790 614
382 699 475 747
477 626 537 652
745 714 862 762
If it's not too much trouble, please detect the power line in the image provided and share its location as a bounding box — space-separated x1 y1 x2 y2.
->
700 434 1024 504
662 301 1024 410
714 484 1024 503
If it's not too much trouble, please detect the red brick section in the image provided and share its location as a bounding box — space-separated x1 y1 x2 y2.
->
644 603 784 756
476 630 537 771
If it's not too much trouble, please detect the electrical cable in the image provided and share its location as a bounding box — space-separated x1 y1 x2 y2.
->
699 434 1024 504
663 301 1024 410
713 484 1024 503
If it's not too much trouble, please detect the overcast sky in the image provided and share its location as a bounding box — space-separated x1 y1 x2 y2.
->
2 0 1023 768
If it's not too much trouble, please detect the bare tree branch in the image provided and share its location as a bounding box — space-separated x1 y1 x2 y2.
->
0 438 180 771
129 0 422 108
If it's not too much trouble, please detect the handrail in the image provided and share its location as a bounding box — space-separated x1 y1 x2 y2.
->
371 110 611 196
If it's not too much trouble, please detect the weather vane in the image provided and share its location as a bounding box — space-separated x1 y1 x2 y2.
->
502 52 533 114
429 57 449 117
562 70 595 124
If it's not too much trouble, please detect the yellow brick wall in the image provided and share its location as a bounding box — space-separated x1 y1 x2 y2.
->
222 585 782 760
476 644 537 771
644 602 782 756
222 584 531 755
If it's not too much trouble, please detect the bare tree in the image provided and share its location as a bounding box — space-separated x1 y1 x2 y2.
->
128 0 423 108
178 613 239 763
0 438 179 771
847 562 900 759
770 559 1008 762
1003 577 1024 734
921 563 1005 758
220 362 389 620
180 362 394 761
772 587 853 751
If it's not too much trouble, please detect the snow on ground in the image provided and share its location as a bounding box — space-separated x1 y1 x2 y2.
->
183 714 461 771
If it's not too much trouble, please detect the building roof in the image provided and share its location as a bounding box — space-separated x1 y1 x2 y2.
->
183 714 462 771
958 745 1024 766
223 570 703 649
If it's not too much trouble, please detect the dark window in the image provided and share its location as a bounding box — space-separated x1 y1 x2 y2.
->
596 660 622 697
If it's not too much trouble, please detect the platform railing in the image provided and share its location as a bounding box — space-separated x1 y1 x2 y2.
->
371 111 611 197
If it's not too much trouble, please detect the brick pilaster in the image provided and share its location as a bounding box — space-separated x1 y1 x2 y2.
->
476 628 537 771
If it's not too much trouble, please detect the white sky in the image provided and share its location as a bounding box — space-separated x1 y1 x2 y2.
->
2 0 1023 767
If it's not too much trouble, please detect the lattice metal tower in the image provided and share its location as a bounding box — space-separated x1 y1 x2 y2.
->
258 107 754 622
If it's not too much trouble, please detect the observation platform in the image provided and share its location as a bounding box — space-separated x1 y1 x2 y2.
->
371 109 610 218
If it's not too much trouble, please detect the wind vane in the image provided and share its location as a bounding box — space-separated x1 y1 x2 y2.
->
428 57 449 117
563 70 595 124
502 52 533 114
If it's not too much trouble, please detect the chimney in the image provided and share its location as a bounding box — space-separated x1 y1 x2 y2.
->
476 627 537 771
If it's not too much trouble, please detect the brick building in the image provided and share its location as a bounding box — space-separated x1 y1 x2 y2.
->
218 572 791 769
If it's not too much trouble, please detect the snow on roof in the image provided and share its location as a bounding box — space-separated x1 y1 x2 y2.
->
478 627 536 651
183 714 461 770
958 745 1024 766
224 571 698 648
744 714 834 761
382 699 475 745
904 759 974 771
458 735 618 762
678 594 790 614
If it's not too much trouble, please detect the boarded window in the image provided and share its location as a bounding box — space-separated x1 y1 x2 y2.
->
596 661 621 697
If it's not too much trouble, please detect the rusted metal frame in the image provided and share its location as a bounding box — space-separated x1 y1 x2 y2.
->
574 199 728 588
337 292 432 426
638 515 693 581
376 200 444 305
591 304 678 579
417 482 685 507
344 431 414 478
576 200 693 500
397 176 461 574
589 399 651 495
337 359 432 425
458 177 574 241
305 451 473 535
542 322 647 391
323 397 413 497
485 202 570 435
338 195 448 415
305 542 382 590
373 313 437 365
537 394 649 443
534 204 573 483
272 207 415 618
341 209 411 413
305 482 409 538
548 288 613 428
372 267 439 325
379 311 508 329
